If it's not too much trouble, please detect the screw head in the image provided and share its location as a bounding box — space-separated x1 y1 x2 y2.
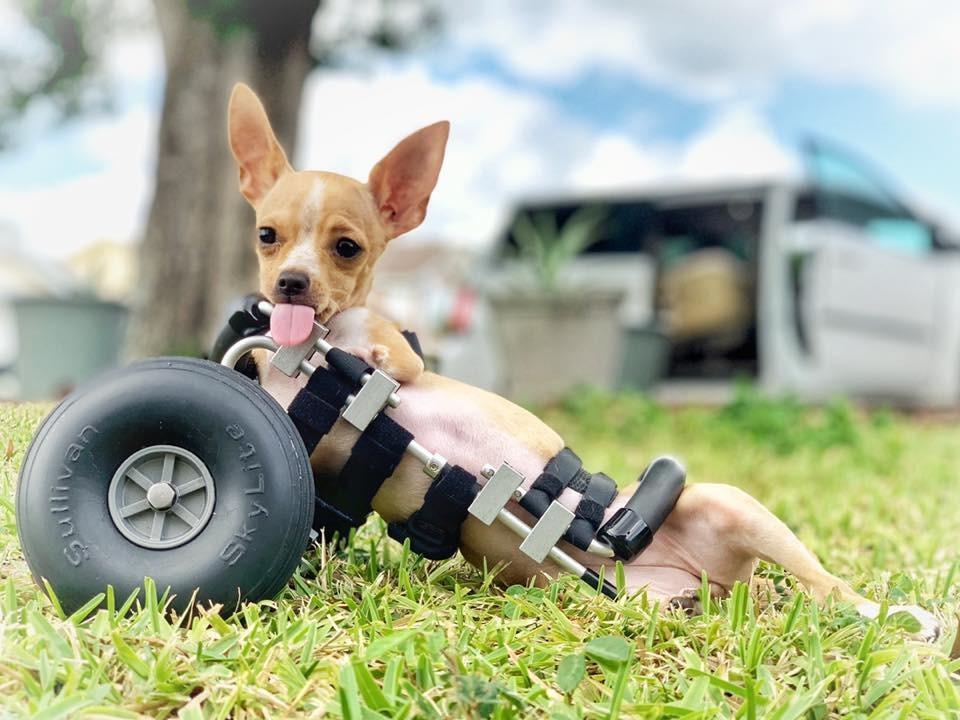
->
146 482 176 511
480 465 496 479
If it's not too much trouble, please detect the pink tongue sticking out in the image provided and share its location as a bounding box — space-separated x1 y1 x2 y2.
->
270 304 316 347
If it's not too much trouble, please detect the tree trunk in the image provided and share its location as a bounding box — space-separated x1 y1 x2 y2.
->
128 1 317 357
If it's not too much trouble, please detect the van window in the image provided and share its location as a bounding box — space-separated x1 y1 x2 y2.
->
800 140 935 255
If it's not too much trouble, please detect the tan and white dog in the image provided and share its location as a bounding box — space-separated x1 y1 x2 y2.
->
226 82 939 639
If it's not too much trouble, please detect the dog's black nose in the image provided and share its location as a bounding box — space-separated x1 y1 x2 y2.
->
277 271 310 298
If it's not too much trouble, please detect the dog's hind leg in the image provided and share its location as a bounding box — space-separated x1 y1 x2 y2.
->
671 483 941 639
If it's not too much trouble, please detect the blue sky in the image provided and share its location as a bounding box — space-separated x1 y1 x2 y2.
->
2 0 959 257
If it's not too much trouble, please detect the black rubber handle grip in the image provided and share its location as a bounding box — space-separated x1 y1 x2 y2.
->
325 348 373 386
597 456 686 561
210 293 270 362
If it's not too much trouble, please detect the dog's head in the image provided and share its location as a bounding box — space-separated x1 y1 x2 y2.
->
227 82 448 344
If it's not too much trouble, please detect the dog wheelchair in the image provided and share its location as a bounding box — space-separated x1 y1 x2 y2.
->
16 297 685 613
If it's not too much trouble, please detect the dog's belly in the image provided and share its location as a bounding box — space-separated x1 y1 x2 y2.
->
384 377 559 487
263 361 722 594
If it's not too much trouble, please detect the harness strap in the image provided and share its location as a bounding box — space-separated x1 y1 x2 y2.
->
401 330 423 360
520 447 583 516
565 472 618 550
318 413 413 536
387 464 479 560
288 368 352 452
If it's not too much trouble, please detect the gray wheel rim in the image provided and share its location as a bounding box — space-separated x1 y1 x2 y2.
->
107 444 215 550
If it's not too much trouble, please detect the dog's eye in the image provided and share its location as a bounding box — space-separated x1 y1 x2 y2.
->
335 237 362 259
258 227 277 245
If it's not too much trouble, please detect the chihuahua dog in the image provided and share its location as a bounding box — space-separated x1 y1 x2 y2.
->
226 83 939 639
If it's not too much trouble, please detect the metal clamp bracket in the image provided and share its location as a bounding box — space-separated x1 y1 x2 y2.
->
468 462 525 525
341 369 401 431
270 322 329 378
519 501 575 563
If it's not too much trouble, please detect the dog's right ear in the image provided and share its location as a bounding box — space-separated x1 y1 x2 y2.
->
227 83 291 206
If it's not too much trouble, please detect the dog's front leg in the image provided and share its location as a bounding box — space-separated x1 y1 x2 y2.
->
329 308 425 384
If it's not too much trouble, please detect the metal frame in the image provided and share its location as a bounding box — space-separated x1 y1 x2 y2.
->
220 300 615 583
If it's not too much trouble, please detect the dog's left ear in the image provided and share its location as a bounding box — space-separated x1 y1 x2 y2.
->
368 121 449 239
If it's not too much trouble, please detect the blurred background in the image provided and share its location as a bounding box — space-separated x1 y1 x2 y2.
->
3 0 960 406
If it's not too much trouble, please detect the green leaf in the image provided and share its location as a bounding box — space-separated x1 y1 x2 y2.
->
352 660 392 711
585 635 632 666
886 610 923 634
557 653 585 694
29 610 71 659
364 629 417 660
31 696 95 720
339 662 364 720
111 631 149 679
67 592 105 625
41 578 65 619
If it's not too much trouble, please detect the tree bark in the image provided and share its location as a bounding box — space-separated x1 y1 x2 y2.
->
128 1 317 357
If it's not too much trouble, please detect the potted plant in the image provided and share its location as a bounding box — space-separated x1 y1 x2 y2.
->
486 205 626 403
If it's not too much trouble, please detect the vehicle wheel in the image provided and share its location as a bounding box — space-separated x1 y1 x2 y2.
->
16 357 315 614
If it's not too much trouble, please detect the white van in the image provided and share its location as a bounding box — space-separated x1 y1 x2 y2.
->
500 143 960 406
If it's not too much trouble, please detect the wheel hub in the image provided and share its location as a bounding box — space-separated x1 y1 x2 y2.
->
146 482 176 511
107 444 215 549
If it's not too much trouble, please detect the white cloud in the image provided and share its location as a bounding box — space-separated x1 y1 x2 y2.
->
2 55 797 260
676 106 800 181
0 4 161 260
11 0 948 262
569 134 668 191
299 65 580 245
298 65 795 247
441 0 960 107
0 105 157 259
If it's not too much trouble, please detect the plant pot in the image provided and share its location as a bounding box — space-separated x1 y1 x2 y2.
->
12 296 128 400
487 289 624 403
619 324 669 391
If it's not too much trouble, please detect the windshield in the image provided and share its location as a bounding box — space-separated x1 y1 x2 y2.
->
800 139 939 254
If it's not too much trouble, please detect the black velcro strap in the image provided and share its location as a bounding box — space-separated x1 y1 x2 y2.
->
288 368 352 452
320 413 413 530
544 448 582 488
387 464 479 560
312 494 360 540
519 487 551 517
565 471 620 550
573 498 606 526
581 472 618 508
530 472 564 498
520 447 584 517
568 469 591 494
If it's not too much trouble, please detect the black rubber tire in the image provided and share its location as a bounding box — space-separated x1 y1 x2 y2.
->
16 357 314 614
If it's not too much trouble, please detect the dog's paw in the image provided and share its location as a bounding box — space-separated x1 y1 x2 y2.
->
370 344 390 368
342 344 391 371
857 601 942 642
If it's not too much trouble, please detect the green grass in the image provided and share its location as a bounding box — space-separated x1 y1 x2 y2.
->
2 388 960 718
